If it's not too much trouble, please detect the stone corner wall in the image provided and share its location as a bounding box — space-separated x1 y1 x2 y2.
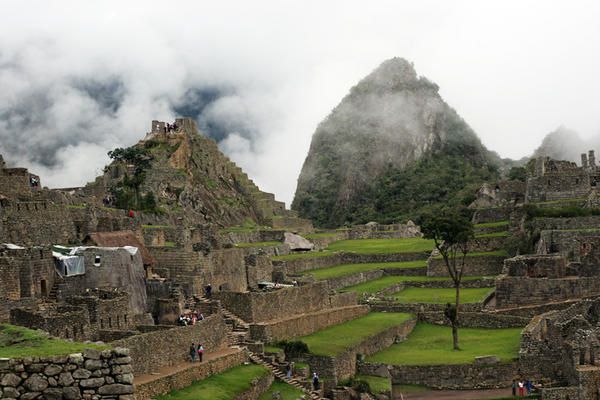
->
0 347 134 400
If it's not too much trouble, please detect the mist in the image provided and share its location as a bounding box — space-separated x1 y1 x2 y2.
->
1 1 600 204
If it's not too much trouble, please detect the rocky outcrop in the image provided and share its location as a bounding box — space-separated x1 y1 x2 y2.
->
292 57 499 227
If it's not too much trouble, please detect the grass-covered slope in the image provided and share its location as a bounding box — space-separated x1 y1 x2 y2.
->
0 324 106 358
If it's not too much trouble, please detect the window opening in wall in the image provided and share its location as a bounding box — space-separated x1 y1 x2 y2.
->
576 178 580 184
124 315 128 324
117 315 120 327
100 319 104 329
65 329 69 338
108 317 112 328
94 255 101 266
40 280 47 297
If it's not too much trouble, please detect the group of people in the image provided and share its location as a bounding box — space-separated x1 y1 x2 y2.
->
163 122 178 133
177 311 205 326
189 343 205 362
512 379 534 397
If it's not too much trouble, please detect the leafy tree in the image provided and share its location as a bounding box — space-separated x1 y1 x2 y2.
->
508 166 527 182
107 146 154 211
420 207 474 350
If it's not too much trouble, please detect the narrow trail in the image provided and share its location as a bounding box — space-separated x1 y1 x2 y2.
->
398 387 513 400
133 347 241 386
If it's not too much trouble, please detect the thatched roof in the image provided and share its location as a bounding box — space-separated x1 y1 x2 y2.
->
84 231 155 266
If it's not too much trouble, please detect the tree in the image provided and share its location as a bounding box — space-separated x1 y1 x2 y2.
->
420 207 474 350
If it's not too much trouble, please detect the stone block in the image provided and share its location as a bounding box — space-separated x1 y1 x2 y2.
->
68 354 84 365
98 384 134 395
45 364 63 376
79 377 105 388
3 386 20 398
83 349 102 360
115 373 133 384
24 374 48 392
113 348 129 357
63 386 82 400
59 372 75 387
43 387 65 400
72 369 92 379
1 372 22 387
474 355 500 365
84 359 103 371
21 392 41 400
111 357 131 365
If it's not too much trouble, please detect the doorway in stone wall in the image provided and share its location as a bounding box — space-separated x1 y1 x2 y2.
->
40 280 47 297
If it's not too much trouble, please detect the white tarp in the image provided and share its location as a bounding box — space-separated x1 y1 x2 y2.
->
2 243 25 249
52 251 85 276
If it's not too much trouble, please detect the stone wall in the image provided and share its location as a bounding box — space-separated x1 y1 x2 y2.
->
218 230 285 245
213 282 333 323
360 361 518 390
114 313 229 375
248 305 369 342
495 276 600 308
234 371 273 400
533 216 600 231
472 208 511 224
0 348 134 400
468 236 507 252
326 270 385 290
540 387 580 400
11 306 93 341
427 255 505 277
370 302 484 314
134 350 249 400
417 311 529 328
301 318 416 384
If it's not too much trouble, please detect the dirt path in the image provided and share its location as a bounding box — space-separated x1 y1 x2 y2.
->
133 347 242 385
398 387 513 400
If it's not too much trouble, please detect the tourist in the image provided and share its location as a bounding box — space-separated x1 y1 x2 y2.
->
518 380 524 396
525 379 532 395
198 313 205 321
205 284 212 299
312 372 319 391
197 344 204 362
189 343 196 362
286 362 293 379
511 379 516 397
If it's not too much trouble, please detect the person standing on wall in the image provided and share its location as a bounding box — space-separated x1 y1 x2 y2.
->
189 343 196 362
312 372 319 391
197 344 204 362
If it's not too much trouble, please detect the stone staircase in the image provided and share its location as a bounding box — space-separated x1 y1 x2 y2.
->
247 351 326 400
191 294 327 399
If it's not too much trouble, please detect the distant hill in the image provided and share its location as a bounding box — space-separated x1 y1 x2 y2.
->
292 58 501 227
533 126 586 163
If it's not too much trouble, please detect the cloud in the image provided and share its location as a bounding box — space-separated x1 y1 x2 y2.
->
0 0 599 204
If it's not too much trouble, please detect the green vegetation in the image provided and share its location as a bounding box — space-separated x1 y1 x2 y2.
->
164 241 176 248
391 287 493 304
356 375 391 394
474 220 509 228
524 204 600 218
0 324 106 358
297 312 413 356
66 204 87 209
475 231 509 238
367 323 522 365
219 218 268 233
395 385 430 393
303 232 339 239
271 251 335 261
142 224 173 229
305 260 426 280
340 275 489 294
156 364 269 400
263 345 283 353
326 238 434 254
234 241 281 248
258 381 304 400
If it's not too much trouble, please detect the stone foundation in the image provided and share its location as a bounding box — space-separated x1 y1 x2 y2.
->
0 348 134 400
427 255 505 277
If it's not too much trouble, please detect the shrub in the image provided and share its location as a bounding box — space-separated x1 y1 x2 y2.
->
275 340 309 358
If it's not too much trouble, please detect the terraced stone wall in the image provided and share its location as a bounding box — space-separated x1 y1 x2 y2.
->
427 255 505 277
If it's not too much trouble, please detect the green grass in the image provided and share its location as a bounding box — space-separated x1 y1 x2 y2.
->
264 345 283 353
0 324 107 358
297 312 413 356
475 231 509 238
367 323 522 365
305 260 427 280
474 220 509 228
391 287 493 304
271 251 335 261
534 197 586 205
357 375 391 394
164 241 176 248
326 238 434 254
234 241 281 248
156 364 269 400
340 276 489 294
395 384 430 393
304 232 339 239
258 381 304 400
66 204 86 209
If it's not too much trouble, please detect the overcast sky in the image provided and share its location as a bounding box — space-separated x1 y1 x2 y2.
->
1 1 599 204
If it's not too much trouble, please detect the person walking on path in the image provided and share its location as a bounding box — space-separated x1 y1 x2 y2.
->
312 372 320 391
286 362 293 379
197 344 204 362
189 343 196 362
512 380 516 397
518 380 525 396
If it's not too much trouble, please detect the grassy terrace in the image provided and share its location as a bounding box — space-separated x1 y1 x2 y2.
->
297 312 413 356
474 220 509 228
391 287 493 304
258 381 304 400
234 241 281 248
305 260 427 280
432 250 508 260
367 323 522 365
303 232 339 239
356 375 391 395
156 364 269 400
327 238 434 254
0 324 106 358
272 251 335 261
475 231 509 238
340 275 490 294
